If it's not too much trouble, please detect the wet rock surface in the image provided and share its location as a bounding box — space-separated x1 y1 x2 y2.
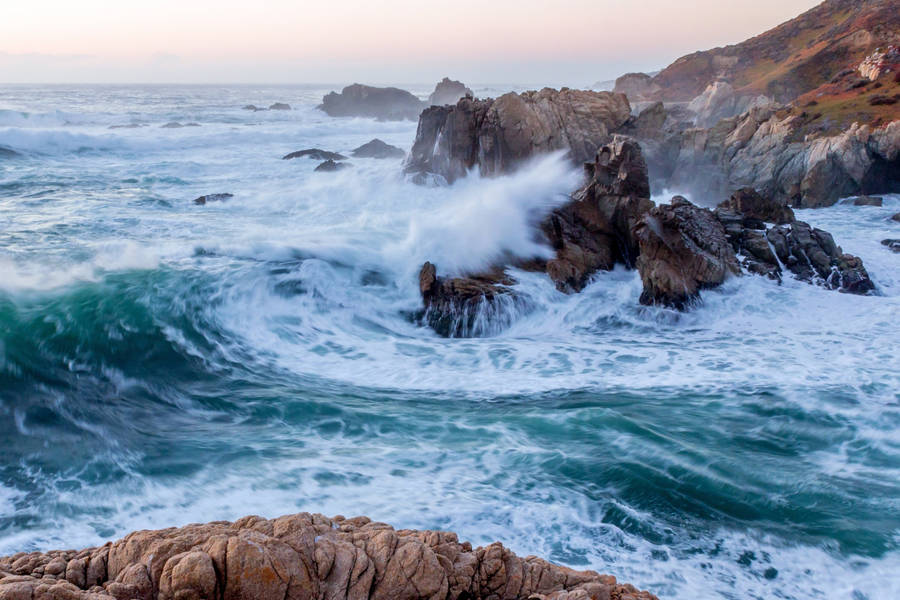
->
351 139 405 159
283 149 348 161
0 512 657 600
717 187 795 224
319 84 424 121
405 89 631 183
634 196 741 308
882 239 900 253
852 195 883 206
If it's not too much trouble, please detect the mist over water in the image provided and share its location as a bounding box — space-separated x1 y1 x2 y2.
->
1 84 899 600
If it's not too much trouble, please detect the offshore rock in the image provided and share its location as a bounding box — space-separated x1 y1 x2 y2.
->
882 239 900 253
0 512 657 600
405 89 631 183
314 159 351 173
634 196 741 308
283 149 348 161
319 84 424 121
428 77 473 106
193 193 233 205
0 146 20 159
351 139 406 159
268 102 291 110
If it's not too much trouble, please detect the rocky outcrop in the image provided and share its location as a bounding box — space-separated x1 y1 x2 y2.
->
319 84 424 121
882 239 900 253
269 103 291 110
418 137 653 335
686 82 773 128
634 197 741 308
541 137 653 292
612 74 660 101
717 188 795 224
664 107 900 208
193 193 233 205
314 160 351 173
0 512 657 600
283 149 348 161
405 89 631 183
858 46 900 81
351 139 405 159
852 195 883 206
428 78 473 106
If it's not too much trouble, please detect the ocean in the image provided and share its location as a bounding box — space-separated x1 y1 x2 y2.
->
0 84 898 599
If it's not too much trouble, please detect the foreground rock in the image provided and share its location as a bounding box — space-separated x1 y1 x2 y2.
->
319 84 424 121
351 139 405 159
0 512 657 600
283 149 347 161
193 193 233 205
428 77 473 106
635 197 741 308
406 89 631 183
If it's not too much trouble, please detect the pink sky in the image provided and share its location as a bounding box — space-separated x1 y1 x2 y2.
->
0 0 822 84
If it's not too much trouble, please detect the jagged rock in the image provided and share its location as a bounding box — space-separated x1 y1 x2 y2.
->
268 102 291 110
766 221 874 293
0 512 656 600
634 196 741 308
315 159 351 173
406 88 631 183
717 187 795 224
351 139 405 159
852 195 883 206
283 149 347 161
428 78 473 106
193 193 233 205
319 84 424 121
882 239 900 252
664 108 900 208
541 136 653 292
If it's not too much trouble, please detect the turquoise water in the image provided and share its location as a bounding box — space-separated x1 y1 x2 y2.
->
1 85 899 599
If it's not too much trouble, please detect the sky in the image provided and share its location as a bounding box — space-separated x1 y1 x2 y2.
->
0 0 823 85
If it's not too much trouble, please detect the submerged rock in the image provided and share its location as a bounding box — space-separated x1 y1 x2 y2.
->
314 159 350 172
0 146 20 158
882 239 900 252
852 195 884 206
319 84 424 121
405 88 631 183
634 196 741 308
108 123 145 129
242 104 264 111
193 193 233 205
0 512 657 600
283 148 347 161
161 122 185 128
268 102 291 110
427 77 473 106
351 138 405 159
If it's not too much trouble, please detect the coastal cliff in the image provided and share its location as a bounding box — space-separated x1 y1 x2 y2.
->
0 513 656 600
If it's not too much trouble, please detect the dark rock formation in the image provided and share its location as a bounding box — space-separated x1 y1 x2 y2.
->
405 89 631 183
541 136 653 292
766 222 874 293
193 193 233 205
717 187 795 224
0 512 657 600
242 104 264 111
268 102 291 110
161 122 184 129
283 149 347 161
892 212 900 222
428 78 473 106
882 239 900 252
314 159 351 173
351 139 405 159
634 197 741 308
852 195 883 206
319 84 424 121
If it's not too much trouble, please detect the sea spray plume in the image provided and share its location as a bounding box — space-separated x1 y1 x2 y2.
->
387 151 580 281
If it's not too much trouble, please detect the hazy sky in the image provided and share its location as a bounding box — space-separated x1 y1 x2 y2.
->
1 0 822 85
